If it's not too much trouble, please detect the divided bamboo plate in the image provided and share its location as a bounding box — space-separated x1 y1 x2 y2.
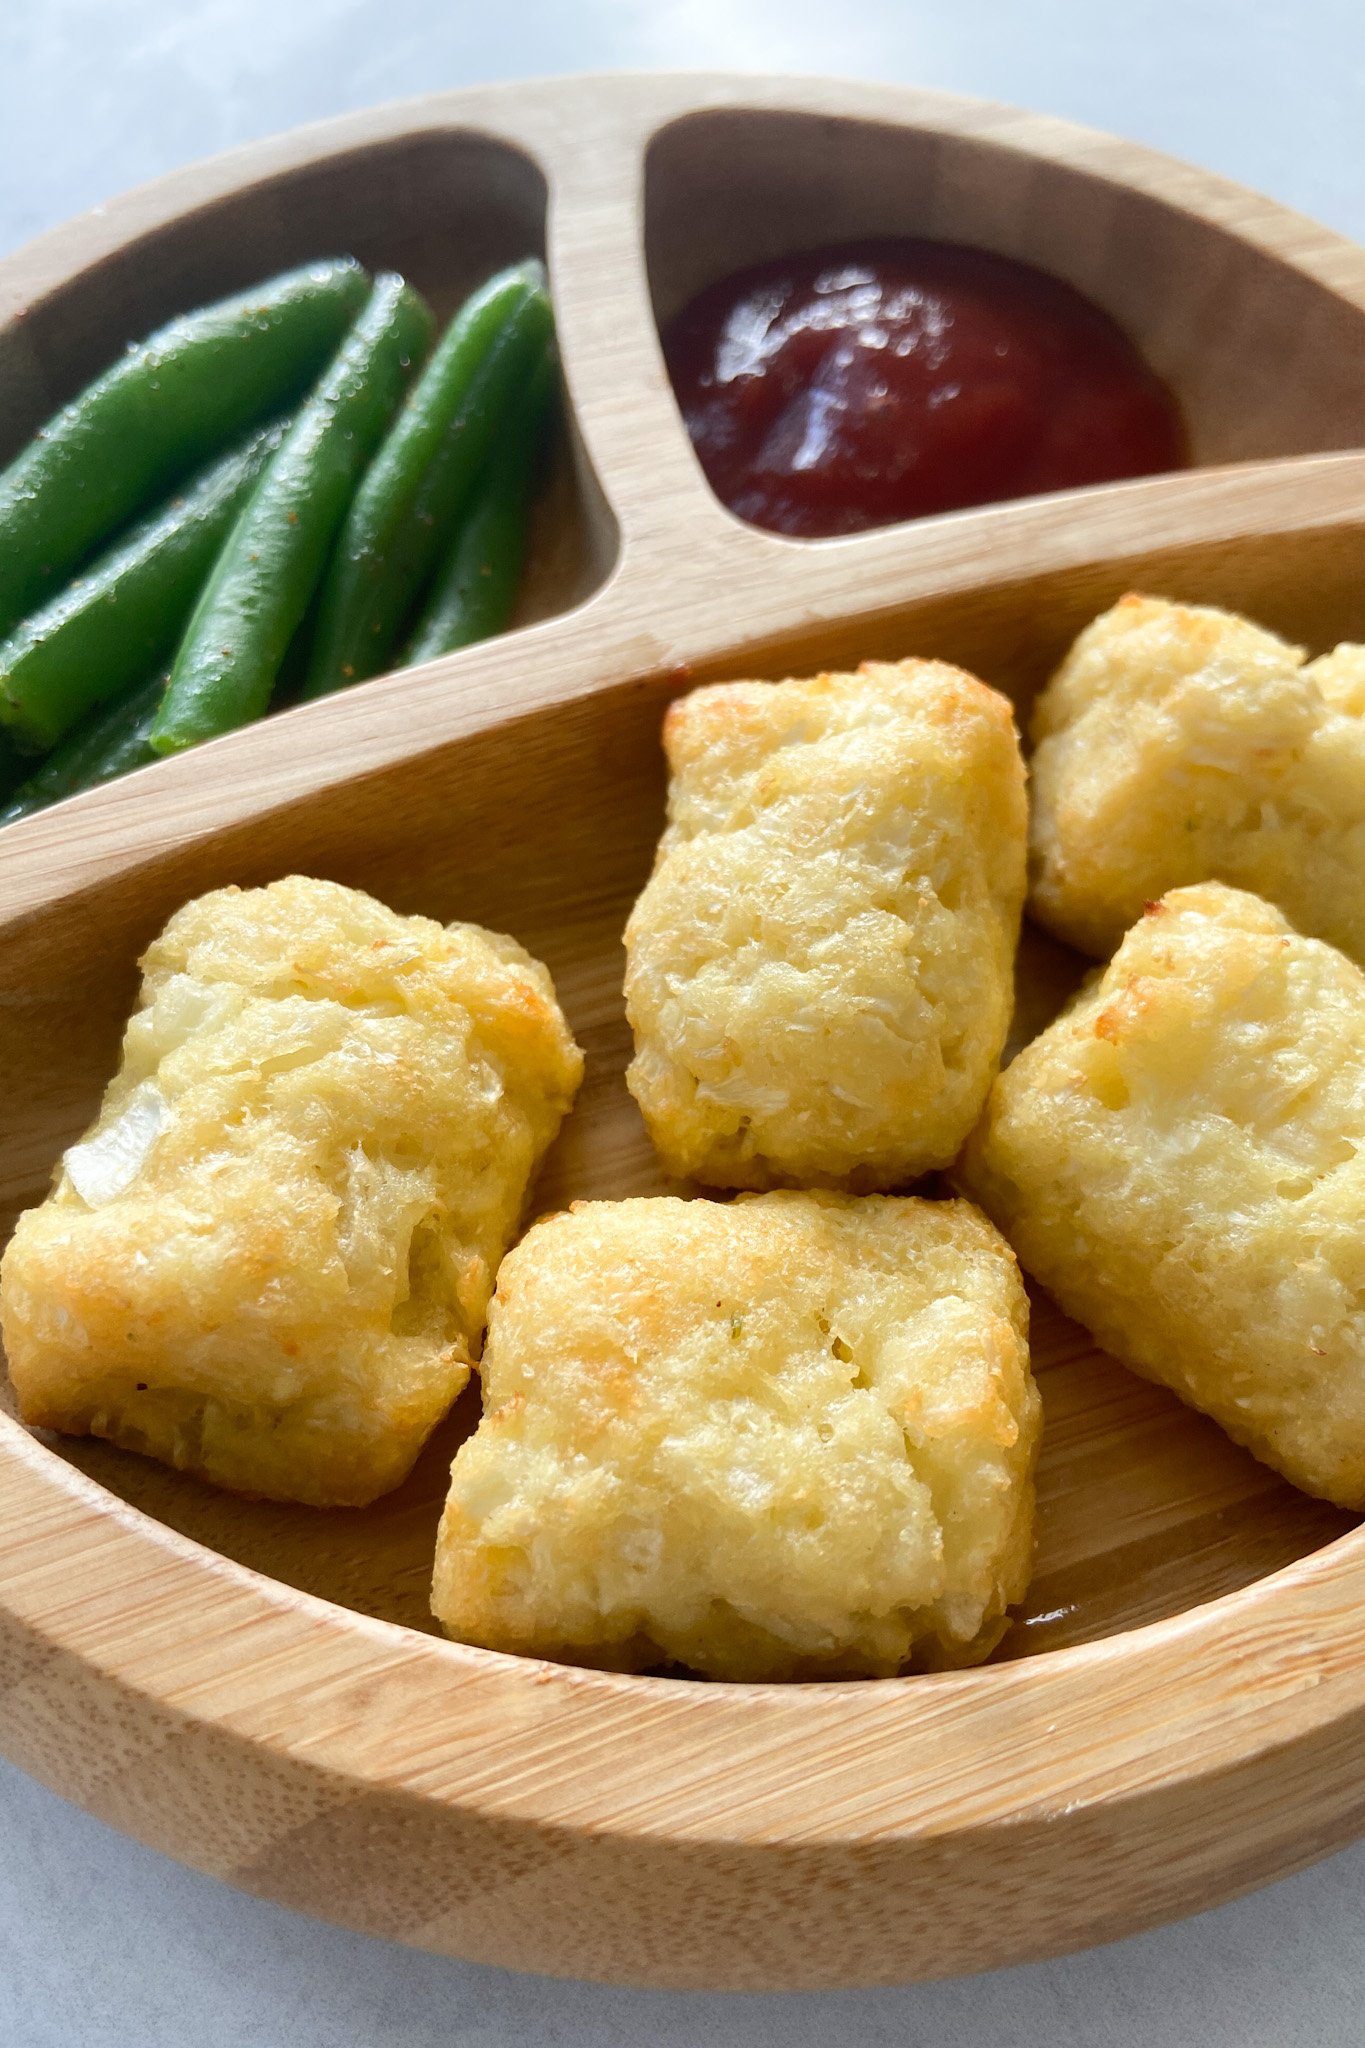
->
4 72 1365 1992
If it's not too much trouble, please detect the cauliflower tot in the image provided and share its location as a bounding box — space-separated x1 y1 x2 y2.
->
624 660 1028 1189
431 1191 1039 1680
0 875 583 1506
960 882 1365 1508
1029 593 1365 962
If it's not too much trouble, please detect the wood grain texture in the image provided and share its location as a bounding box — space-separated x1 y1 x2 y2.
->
2 72 1365 1990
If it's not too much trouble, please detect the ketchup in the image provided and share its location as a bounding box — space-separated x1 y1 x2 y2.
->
663 240 1187 538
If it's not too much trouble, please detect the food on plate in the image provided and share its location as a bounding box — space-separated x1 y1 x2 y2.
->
1 673 163 824
304 259 554 696
663 239 1186 538
0 419 287 754
0 875 583 1506
151 276 435 753
959 881 1365 1508
0 256 559 825
624 658 1027 1189
1028 593 1365 963
431 1190 1039 1679
403 345 556 666
0 257 370 640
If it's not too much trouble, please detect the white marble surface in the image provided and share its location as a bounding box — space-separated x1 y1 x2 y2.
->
3 2 1364 2040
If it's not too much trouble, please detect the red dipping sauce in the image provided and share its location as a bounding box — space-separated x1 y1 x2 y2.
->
663 240 1187 538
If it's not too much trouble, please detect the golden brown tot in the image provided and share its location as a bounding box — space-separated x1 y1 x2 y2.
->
624 660 1028 1189
1028 593 1365 963
960 881 1365 1508
0 875 583 1505
432 1190 1040 1680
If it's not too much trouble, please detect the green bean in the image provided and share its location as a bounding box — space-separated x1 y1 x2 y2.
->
0 671 164 825
404 349 556 666
302 259 553 697
0 258 370 640
0 418 288 753
151 275 435 755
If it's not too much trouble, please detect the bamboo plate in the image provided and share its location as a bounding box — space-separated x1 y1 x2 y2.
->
3 71 1365 1993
